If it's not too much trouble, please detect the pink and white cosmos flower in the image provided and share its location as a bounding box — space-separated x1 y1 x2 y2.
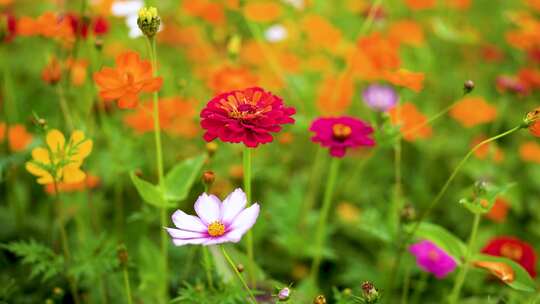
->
166 189 260 246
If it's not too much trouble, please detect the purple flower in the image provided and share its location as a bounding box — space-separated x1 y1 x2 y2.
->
166 189 260 246
409 240 457 279
362 84 398 112
277 287 290 301
309 116 375 158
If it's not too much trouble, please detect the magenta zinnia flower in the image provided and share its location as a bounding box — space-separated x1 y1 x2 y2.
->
200 87 296 148
309 116 375 157
166 189 260 246
409 240 457 279
362 84 398 112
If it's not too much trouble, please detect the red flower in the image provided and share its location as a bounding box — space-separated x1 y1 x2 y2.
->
481 236 537 277
309 116 375 158
200 87 295 148
1 13 16 42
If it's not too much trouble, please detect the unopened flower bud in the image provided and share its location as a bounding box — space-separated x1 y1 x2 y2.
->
236 263 245 273
206 142 218 157
400 204 416 222
463 80 475 94
523 108 540 129
52 287 64 298
313 295 327 304
473 180 488 197
202 171 215 186
361 281 380 303
117 245 129 267
134 169 143 178
277 287 290 301
137 7 160 37
342 288 352 296
94 38 103 51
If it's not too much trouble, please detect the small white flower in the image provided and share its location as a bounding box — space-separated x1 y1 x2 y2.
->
265 24 288 43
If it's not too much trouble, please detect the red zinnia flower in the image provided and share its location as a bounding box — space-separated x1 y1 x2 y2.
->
200 87 295 148
309 116 375 158
481 236 537 277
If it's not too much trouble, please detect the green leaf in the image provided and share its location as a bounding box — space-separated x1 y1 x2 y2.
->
407 222 467 263
1 240 64 282
130 172 173 208
472 254 537 292
164 154 206 202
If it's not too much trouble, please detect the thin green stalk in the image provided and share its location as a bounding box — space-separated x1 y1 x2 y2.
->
146 35 167 303
123 266 134 304
448 213 482 304
400 262 412 304
299 147 325 229
243 148 256 286
221 246 257 304
202 246 215 290
310 157 340 282
56 84 74 131
410 271 428 304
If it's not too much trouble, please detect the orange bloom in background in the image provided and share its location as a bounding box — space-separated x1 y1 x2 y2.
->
519 141 540 163
388 20 425 46
208 65 258 94
518 68 540 89
0 123 33 152
486 197 510 223
66 58 88 86
182 0 226 26
405 0 437 10
357 32 401 71
473 260 515 283
17 12 73 40
449 97 497 128
244 1 283 23
445 0 471 10
316 75 354 115
93 51 163 109
45 174 100 194
41 56 62 85
382 69 424 92
527 108 540 137
301 14 342 52
527 0 540 12
123 97 198 138
388 102 433 141
471 135 504 163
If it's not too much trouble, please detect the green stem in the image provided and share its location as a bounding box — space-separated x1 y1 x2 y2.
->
56 84 74 131
448 213 481 304
299 147 325 229
123 266 134 304
243 148 256 286
221 246 257 304
400 262 412 304
310 157 340 282
146 35 167 303
202 246 215 290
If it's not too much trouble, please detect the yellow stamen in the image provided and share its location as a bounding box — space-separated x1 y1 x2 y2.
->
207 221 225 237
332 123 352 140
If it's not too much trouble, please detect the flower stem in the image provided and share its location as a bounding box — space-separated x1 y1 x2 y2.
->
202 246 215 290
56 84 74 132
299 147 326 229
221 246 257 304
243 148 256 286
310 157 340 282
146 36 167 303
123 266 133 304
448 213 482 304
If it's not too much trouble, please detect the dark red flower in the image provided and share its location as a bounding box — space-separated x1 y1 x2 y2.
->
1 13 17 42
481 236 537 278
92 16 109 36
65 13 108 39
309 116 375 158
200 87 295 148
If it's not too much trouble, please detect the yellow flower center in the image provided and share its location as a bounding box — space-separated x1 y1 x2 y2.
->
500 243 523 261
207 221 225 237
332 123 352 140
427 249 439 261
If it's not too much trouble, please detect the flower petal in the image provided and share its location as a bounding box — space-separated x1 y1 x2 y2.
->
165 227 206 239
171 237 208 246
171 210 207 233
226 203 260 241
46 129 65 154
194 193 222 225
221 188 247 225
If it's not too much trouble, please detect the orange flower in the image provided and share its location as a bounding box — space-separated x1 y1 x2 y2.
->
382 69 424 92
17 12 73 40
41 56 62 85
66 58 88 86
527 0 540 12
182 0 226 26
471 135 504 163
405 0 436 10
518 68 540 89
526 107 540 137
244 1 283 23
473 260 515 283
45 174 100 194
123 97 198 138
357 32 401 71
93 51 163 109
387 20 425 46
519 141 540 163
449 97 497 128
388 102 432 141
486 198 509 223
0 123 33 152
315 75 354 115
301 14 342 52
208 65 258 94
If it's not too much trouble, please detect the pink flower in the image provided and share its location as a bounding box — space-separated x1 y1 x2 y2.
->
409 240 457 279
200 87 296 148
309 116 375 158
166 189 260 246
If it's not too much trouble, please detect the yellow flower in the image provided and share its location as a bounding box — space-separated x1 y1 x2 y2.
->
26 129 92 185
